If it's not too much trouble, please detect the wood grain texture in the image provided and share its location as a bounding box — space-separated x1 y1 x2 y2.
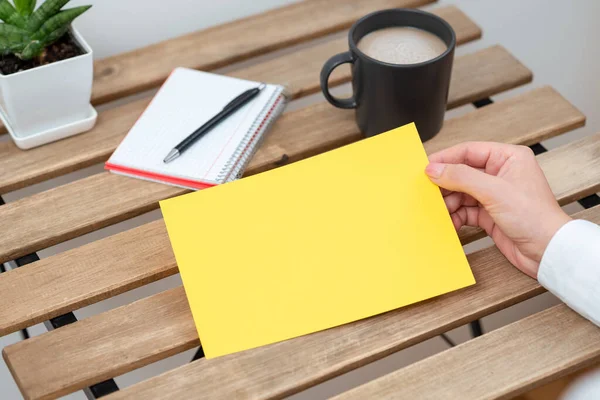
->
0 173 182 264
247 86 582 175
444 45 531 109
0 62 548 266
90 0 433 105
514 366 598 400
6 207 596 400
0 220 175 336
459 132 600 243
0 99 149 194
0 0 438 135
537 133 600 204
332 305 600 400
3 287 196 400
1 132 599 337
3 144 598 400
229 5 482 99
432 5 482 44
0 6 484 195
245 43 534 174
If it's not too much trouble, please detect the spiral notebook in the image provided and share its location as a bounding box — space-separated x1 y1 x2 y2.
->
105 67 287 190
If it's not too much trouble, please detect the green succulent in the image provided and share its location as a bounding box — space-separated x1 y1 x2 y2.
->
0 0 91 60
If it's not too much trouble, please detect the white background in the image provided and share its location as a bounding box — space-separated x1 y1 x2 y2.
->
1 0 599 398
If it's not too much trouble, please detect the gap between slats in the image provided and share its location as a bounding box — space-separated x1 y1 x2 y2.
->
0 130 598 339
332 304 600 400
90 0 438 105
0 87 586 335
6 204 600 400
0 0 439 136
0 5 481 195
102 208 600 400
0 48 539 265
1 113 594 400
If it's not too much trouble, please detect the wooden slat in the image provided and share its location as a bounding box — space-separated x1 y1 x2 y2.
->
0 50 543 265
538 135 600 204
97 206 600 400
90 0 435 105
249 86 583 175
512 366 599 400
460 132 600 244
0 5 482 195
0 99 147 194
6 205 599 400
1 132 598 338
0 0 447 136
0 124 600 400
4 287 193 400
333 305 600 400
232 5 482 98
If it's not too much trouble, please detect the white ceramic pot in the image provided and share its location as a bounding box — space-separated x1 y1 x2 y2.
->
0 28 97 149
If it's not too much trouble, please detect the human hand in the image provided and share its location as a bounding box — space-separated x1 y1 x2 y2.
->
425 142 571 279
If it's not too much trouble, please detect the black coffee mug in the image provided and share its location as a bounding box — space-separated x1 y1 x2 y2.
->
320 9 455 141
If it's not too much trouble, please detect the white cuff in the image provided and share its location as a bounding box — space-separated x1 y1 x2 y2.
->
538 219 600 328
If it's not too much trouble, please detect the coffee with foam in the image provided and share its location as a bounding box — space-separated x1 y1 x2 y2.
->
357 27 447 65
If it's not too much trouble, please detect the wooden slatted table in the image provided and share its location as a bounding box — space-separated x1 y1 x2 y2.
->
1 1 598 399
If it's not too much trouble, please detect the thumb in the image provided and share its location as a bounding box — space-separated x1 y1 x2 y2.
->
425 162 506 205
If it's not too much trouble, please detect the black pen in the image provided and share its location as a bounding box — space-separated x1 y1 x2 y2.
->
163 83 267 163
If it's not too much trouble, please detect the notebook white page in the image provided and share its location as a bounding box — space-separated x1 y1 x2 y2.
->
107 67 282 185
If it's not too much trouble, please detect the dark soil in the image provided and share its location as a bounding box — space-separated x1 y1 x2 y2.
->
0 33 85 76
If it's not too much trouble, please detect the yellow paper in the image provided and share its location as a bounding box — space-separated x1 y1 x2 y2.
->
160 123 475 358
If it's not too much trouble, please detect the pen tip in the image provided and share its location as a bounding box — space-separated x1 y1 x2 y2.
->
258 83 266 90
163 149 180 164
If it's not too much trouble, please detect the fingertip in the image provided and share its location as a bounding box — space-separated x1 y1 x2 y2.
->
443 192 464 214
451 213 463 231
425 162 445 179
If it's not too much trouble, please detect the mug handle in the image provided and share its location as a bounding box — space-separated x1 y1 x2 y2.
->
320 51 357 109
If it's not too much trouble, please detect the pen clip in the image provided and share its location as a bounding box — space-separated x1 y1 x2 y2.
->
222 84 265 111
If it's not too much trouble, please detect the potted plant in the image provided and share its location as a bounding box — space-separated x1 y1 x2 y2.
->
0 0 94 149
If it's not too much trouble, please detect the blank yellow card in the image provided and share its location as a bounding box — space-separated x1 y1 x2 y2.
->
160 123 475 359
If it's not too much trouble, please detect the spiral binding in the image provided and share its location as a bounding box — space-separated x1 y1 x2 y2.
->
215 87 287 183
223 94 286 182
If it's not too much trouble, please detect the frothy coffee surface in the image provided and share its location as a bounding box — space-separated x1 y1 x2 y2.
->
357 27 447 65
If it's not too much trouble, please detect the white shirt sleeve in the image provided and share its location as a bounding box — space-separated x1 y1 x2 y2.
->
538 219 600 327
